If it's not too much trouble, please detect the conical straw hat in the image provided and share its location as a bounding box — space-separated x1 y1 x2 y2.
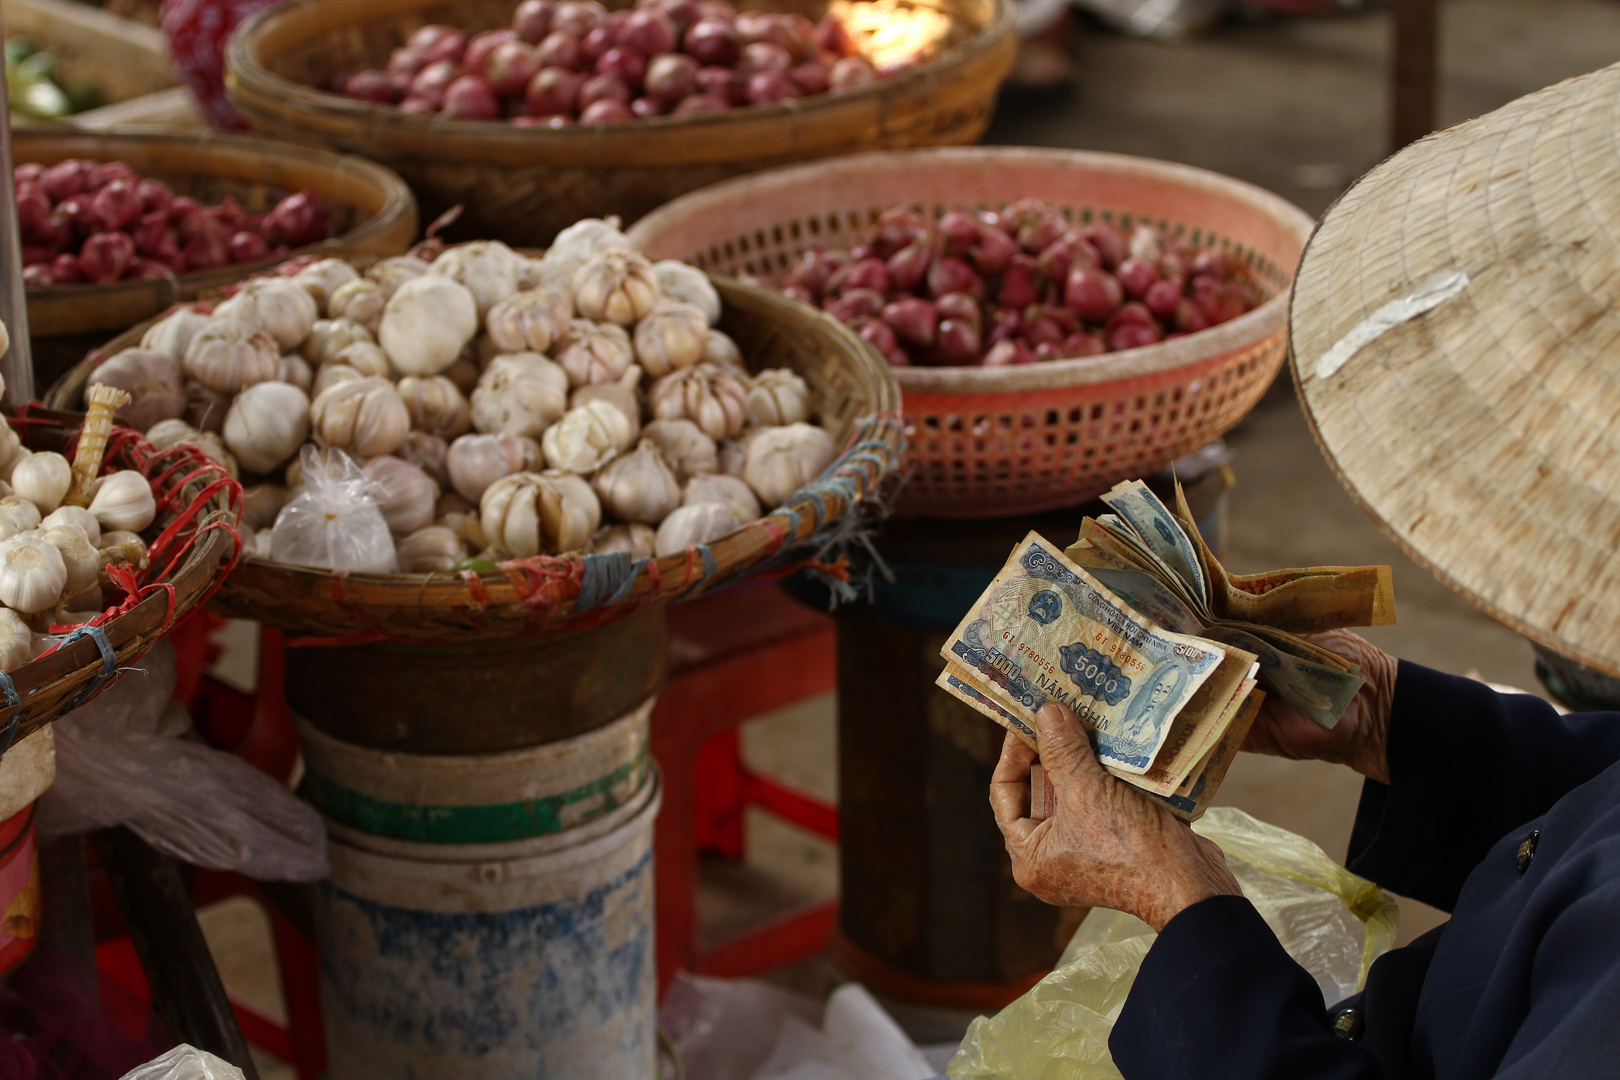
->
1290 62 1620 677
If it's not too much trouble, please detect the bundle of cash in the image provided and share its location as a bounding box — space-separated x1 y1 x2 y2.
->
939 480 1396 822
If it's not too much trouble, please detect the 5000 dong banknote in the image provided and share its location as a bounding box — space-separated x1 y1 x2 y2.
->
941 533 1228 775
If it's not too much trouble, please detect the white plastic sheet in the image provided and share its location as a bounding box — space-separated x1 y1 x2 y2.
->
270 446 396 572
119 1044 245 1080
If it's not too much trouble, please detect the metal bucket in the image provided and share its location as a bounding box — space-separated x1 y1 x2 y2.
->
318 772 662 1080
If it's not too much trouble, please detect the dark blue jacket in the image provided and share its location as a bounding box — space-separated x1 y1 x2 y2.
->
1110 661 1620 1079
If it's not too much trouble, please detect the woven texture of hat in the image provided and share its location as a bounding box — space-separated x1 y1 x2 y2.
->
1291 61 1620 677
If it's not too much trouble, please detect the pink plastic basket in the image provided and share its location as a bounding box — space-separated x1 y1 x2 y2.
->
627 147 1316 517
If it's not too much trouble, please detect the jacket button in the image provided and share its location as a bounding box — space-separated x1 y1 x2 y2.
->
1333 1007 1363 1039
1517 830 1540 875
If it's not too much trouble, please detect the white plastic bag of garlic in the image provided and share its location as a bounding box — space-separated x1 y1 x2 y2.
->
90 220 840 576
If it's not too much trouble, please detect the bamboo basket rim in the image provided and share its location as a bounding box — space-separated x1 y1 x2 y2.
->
223 0 1017 168
0 407 242 753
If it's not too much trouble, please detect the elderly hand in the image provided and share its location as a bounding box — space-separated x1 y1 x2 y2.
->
1242 629 1399 784
991 702 1241 932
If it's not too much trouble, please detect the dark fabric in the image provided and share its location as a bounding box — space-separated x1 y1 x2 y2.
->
1110 662 1620 1080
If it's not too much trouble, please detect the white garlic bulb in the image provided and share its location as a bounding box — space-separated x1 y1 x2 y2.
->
42 506 99 547
311 376 410 458
401 431 451 489
654 503 740 558
43 524 99 594
185 383 231 433
303 317 375 366
331 341 392 380
145 419 200 453
91 348 186 431
568 365 643 440
438 504 485 550
471 353 570 438
279 353 314 394
541 400 636 475
480 470 601 558
590 523 656 559
633 302 708 377
293 258 360 311
366 255 430 297
99 531 149 569
486 289 562 354
140 307 212 363
378 274 480 376
0 444 25 486
652 261 721 326
683 473 761 523
214 276 319 348
11 451 71 514
0 497 41 540
548 217 629 268
640 419 717 482
89 471 157 532
0 533 66 613
183 318 279 393
648 363 748 441
743 423 836 507
446 432 542 502
746 369 812 427
396 525 465 573
572 249 660 325
399 375 472 439
0 608 32 671
430 241 522 316
556 320 635 387
312 363 365 398
703 328 744 370
591 440 681 525
362 456 439 536
0 423 20 481
240 484 289 533
223 381 311 475
329 278 386 333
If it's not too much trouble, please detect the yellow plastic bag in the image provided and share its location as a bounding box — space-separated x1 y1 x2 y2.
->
947 807 1400 1080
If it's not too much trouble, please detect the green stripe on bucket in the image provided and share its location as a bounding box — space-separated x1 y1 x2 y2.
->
305 747 650 844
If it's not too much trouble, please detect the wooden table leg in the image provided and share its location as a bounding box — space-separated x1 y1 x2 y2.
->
1390 0 1440 153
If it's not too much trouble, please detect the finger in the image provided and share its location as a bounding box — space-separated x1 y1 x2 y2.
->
989 781 1038 838
1033 703 1099 784
991 730 1036 827
991 727 1036 783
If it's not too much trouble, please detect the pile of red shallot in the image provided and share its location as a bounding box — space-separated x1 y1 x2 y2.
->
332 0 893 125
15 159 330 289
756 199 1264 367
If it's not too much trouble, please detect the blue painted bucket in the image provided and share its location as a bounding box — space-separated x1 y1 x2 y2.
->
316 772 661 1080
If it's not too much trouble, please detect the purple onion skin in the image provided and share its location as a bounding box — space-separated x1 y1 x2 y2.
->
882 296 938 348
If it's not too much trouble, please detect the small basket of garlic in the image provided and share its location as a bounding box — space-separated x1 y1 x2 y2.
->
0 381 242 755
51 219 901 641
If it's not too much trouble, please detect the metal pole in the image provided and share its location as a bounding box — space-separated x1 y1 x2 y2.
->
0 9 34 404
1389 0 1440 154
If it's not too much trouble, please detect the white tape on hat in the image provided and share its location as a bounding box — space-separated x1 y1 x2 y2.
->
1314 270 1471 381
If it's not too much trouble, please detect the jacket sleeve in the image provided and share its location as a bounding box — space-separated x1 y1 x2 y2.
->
1346 662 1620 912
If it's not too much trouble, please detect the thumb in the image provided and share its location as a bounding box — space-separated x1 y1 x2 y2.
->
1033 703 1099 783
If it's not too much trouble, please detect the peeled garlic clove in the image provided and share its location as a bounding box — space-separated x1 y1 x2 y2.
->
0 533 67 613
486 289 563 353
399 375 472 439
293 258 360 311
569 365 643 440
11 451 72 514
480 470 601 558
311 376 410 458
542 400 636 475
90 348 186 431
572 249 660 325
703 328 744 370
396 525 466 573
303 317 375 366
329 278 387 333
366 255 430 298
89 471 157 533
42 524 99 594
241 483 290 532
0 608 32 671
401 431 452 490
548 217 629 267
214 276 319 349
42 506 100 547
684 473 761 524
0 496 42 540
633 301 709 378
471 353 570 438
652 261 721 326
446 432 542 503
363 456 440 536
183 318 280 394
647 363 749 441
743 423 836 508
430 241 522 317
279 353 314 393
312 362 365 398
639 419 717 483
379 274 480 376
746 368 812 427
140 307 213 363
591 440 681 525
223 381 311 475
654 503 741 558
185 382 232 433
556 319 635 388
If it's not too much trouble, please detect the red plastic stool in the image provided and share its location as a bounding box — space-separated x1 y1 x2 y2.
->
653 581 840 995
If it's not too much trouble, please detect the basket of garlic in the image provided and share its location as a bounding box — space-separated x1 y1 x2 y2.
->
50 219 901 640
0 380 242 754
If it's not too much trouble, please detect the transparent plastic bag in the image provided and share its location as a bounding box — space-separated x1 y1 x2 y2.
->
269 446 397 572
120 1044 245 1080
35 641 328 882
948 807 1400 1080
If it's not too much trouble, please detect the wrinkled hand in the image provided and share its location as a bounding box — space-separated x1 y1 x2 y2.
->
1242 629 1398 784
990 703 1240 932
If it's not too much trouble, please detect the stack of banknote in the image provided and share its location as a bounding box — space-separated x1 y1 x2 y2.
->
938 479 1397 821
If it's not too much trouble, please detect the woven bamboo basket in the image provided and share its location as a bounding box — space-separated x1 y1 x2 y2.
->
627 147 1317 517
0 408 242 754
54 276 902 641
19 128 419 390
223 0 1016 246
1 0 180 118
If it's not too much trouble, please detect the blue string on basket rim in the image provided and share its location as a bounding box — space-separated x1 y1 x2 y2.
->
62 624 119 709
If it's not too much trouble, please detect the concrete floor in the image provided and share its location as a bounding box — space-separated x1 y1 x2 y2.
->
194 0 1619 1065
